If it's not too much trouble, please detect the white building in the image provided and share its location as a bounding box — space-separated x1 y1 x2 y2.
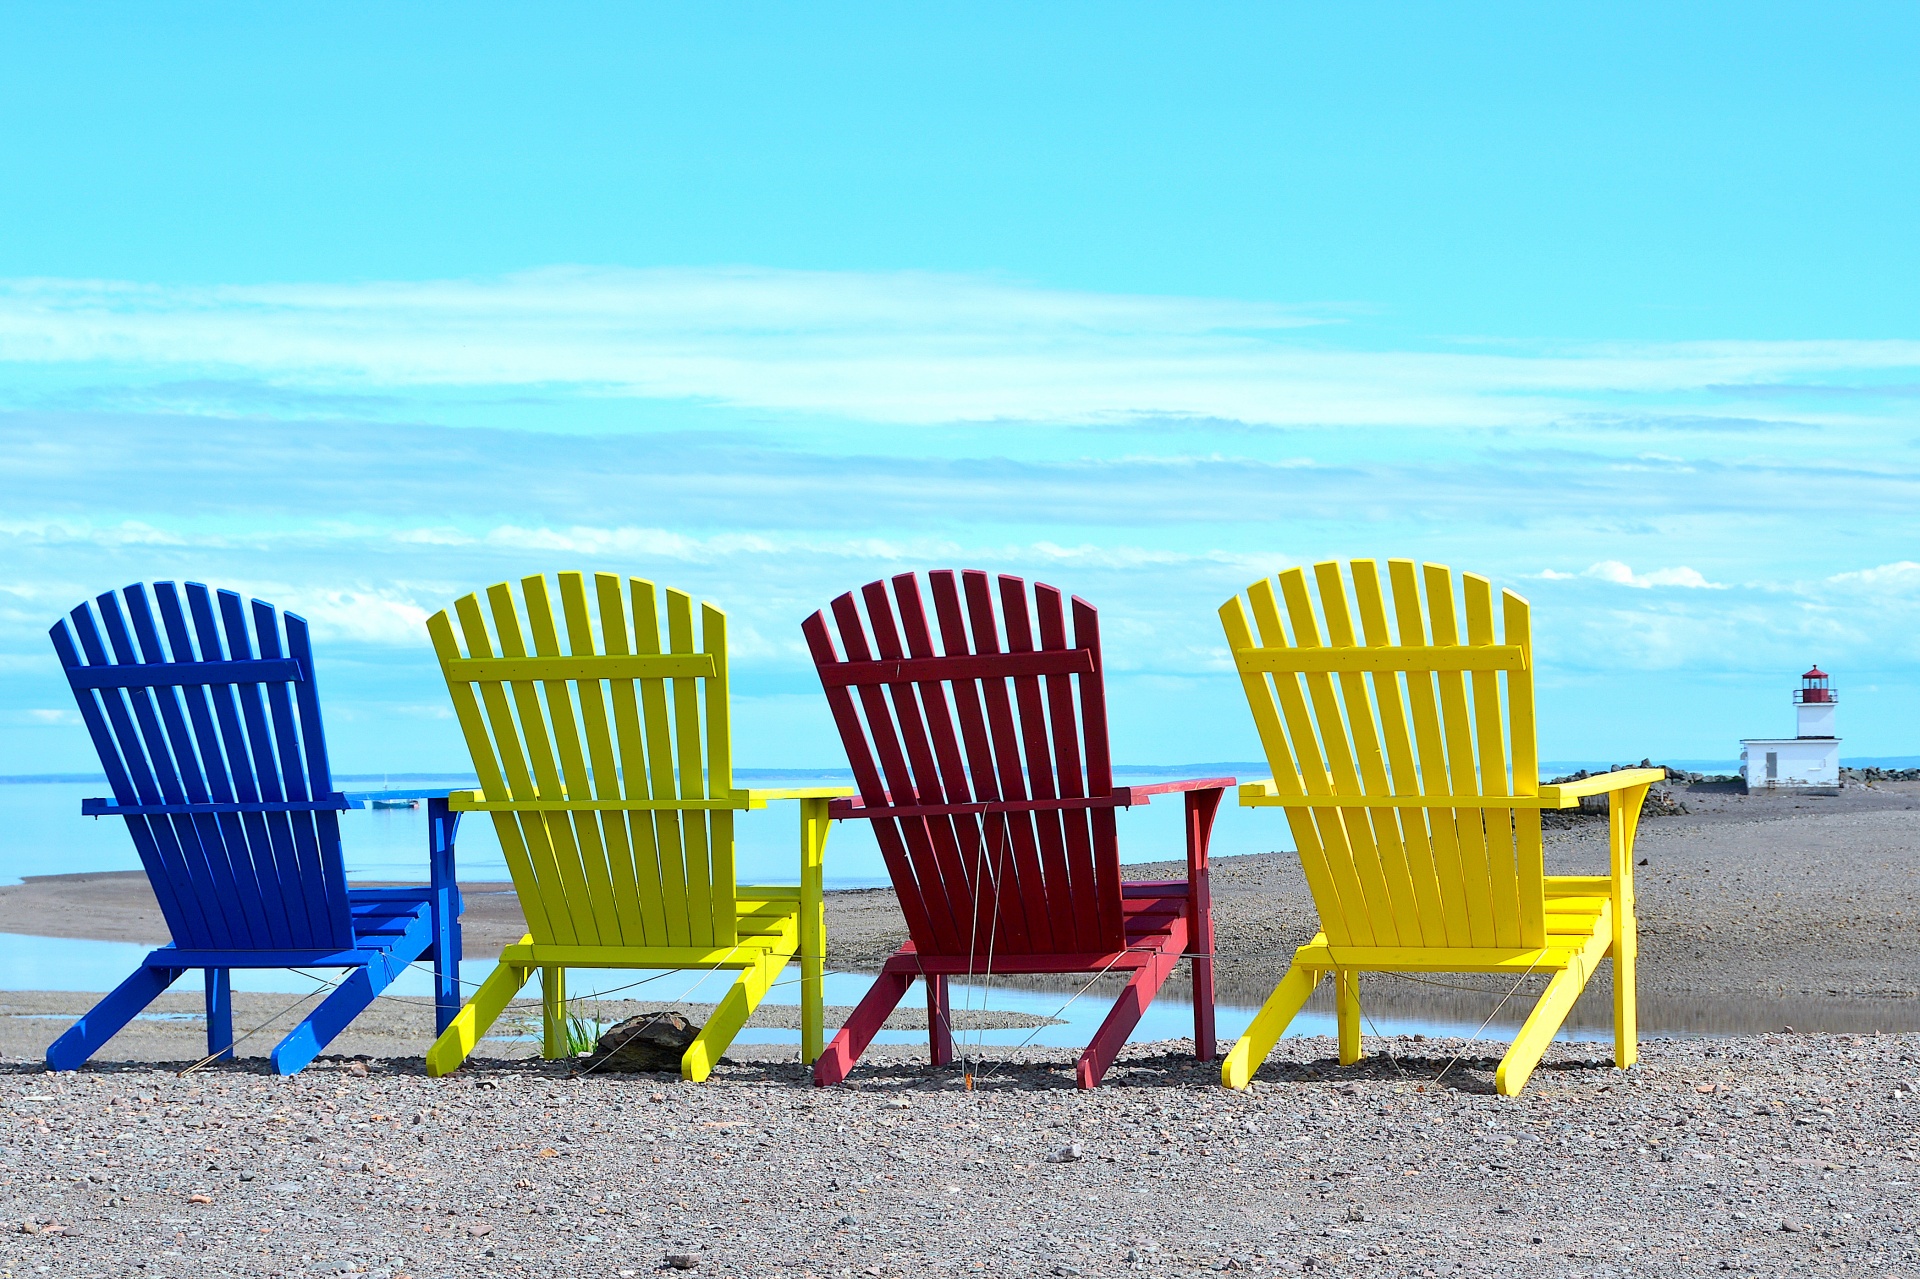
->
1740 666 1841 792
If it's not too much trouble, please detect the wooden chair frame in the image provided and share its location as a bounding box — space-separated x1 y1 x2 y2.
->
1216 559 1660 1095
804 569 1229 1089
422 573 843 1081
46 582 462 1074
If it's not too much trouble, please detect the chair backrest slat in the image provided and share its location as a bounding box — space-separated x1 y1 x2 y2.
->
806 570 1125 959
861 578 978 957
1221 559 1545 954
49 583 353 953
925 572 1034 953
430 573 736 950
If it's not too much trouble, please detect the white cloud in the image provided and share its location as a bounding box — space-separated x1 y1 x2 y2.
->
1580 561 1724 590
1 267 1917 429
256 587 434 646
1826 561 1920 591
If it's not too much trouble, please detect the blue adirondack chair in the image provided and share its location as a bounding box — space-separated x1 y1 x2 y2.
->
45 582 463 1074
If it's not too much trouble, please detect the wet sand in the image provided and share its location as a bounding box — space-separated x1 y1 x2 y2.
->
6 782 1920 1041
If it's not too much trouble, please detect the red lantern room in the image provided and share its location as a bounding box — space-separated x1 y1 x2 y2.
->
1795 666 1835 705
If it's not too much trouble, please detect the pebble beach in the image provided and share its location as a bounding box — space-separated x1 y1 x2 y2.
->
5 781 1920 1277
5 1034 1920 1278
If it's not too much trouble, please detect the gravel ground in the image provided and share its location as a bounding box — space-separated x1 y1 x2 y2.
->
0 991 1057 1068
5 1034 1920 1278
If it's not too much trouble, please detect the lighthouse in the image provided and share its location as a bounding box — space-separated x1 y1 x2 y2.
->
1739 667 1842 793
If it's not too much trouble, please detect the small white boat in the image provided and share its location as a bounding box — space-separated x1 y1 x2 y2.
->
369 796 419 810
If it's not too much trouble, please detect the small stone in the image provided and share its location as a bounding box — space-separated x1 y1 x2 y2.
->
466 1223 492 1236
1782 1221 1805 1233
666 1254 699 1270
650 1092 667 1103
270 1182 305 1195
1045 1143 1085 1164
19 1222 39 1235
838 1214 857 1226
187 1194 212 1205
346 1061 369 1078
238 1171 256 1182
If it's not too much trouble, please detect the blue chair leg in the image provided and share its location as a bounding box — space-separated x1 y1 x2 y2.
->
205 968 233 1062
428 800 464 1036
47 963 184 1071
271 966 381 1075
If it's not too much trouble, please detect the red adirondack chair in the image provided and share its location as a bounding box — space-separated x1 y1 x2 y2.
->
804 570 1231 1089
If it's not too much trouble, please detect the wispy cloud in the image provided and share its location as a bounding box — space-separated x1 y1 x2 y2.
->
3 268 1919 429
1540 561 1726 589
3 268 1919 768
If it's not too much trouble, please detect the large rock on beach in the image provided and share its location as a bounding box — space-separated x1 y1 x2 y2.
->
587 1010 700 1072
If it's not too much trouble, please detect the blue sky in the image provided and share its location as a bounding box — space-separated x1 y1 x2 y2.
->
2 4 1918 773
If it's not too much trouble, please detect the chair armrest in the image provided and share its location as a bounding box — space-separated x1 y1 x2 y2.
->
1536 768 1666 809
738 785 857 809
1118 776 1235 805
1237 778 1283 805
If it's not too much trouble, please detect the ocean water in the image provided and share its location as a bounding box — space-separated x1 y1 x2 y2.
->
0 768 1281 890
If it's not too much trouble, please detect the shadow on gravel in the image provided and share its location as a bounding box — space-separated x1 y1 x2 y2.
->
15 1046 1631 1096
1240 1049 1628 1096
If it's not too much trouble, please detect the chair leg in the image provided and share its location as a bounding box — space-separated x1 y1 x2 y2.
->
1076 941 1184 1089
1613 910 1639 1071
428 798 464 1036
205 968 233 1062
799 796 830 1066
1611 789 1643 1071
683 946 792 1084
1190 952 1216 1063
1336 969 1363 1065
926 975 954 1067
1497 962 1594 1096
271 966 386 1075
799 943 826 1067
47 963 184 1071
427 958 536 1078
541 967 568 1060
814 968 915 1086
1222 962 1319 1090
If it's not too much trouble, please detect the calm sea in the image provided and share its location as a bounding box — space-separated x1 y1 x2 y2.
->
0 767 1281 891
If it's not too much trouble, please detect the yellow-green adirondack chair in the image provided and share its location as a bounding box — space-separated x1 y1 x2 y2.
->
423 573 846 1081
1217 560 1662 1096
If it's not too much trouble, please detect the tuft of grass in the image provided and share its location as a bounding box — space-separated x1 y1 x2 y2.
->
563 1001 608 1056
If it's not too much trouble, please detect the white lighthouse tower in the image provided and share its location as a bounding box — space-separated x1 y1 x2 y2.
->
1739 666 1842 793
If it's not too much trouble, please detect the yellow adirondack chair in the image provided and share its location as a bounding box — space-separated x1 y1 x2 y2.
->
423 573 846 1081
1217 559 1662 1096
